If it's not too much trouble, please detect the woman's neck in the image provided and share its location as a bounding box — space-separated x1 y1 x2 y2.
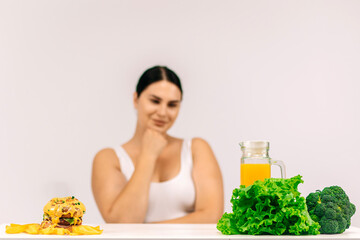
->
129 125 145 147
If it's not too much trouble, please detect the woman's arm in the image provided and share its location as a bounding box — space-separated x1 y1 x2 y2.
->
156 138 224 223
91 129 168 223
91 149 156 223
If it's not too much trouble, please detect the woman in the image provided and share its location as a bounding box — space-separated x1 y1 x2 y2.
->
91 66 224 223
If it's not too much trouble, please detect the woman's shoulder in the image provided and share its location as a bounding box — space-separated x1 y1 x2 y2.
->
168 136 209 146
190 138 218 169
95 147 117 158
190 137 214 160
93 148 120 168
191 137 212 150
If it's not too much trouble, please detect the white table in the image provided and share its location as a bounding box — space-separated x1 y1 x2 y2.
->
1 224 360 240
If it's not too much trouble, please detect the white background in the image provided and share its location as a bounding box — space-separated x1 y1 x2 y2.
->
1 0 359 227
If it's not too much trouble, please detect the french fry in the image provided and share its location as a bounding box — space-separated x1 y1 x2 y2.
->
6 224 37 234
72 225 103 235
6 223 102 235
24 224 40 234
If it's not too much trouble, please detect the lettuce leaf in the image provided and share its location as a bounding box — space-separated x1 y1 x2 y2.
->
63 218 75 225
217 175 320 235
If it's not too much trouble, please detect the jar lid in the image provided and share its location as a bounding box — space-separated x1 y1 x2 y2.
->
240 140 269 149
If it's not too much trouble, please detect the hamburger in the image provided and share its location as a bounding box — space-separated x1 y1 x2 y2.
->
41 196 86 230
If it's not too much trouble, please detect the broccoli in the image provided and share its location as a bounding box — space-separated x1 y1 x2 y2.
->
306 186 356 234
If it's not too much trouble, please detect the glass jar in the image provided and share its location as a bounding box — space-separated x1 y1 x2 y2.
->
240 141 286 186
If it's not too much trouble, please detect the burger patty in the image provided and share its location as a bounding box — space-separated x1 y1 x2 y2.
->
53 223 73 230
60 217 82 226
61 213 72 218
42 217 82 226
59 218 71 226
44 212 82 223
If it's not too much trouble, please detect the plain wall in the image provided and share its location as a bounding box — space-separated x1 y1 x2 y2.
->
1 0 359 227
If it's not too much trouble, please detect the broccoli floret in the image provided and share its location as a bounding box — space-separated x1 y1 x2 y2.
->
306 191 321 209
350 203 356 217
319 219 340 234
306 186 356 234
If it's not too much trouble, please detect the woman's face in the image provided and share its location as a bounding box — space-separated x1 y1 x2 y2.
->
134 80 182 134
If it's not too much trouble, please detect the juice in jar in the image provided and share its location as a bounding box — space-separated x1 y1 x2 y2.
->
240 163 271 187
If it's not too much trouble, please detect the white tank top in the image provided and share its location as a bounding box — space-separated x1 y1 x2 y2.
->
113 139 196 223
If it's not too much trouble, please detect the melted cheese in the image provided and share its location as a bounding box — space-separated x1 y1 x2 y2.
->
43 196 86 226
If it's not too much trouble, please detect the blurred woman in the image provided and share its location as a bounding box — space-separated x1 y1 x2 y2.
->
92 66 223 223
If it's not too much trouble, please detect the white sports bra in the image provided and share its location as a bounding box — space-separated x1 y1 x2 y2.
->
113 139 196 223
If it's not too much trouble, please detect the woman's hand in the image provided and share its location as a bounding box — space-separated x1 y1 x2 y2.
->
140 128 168 160
92 128 169 223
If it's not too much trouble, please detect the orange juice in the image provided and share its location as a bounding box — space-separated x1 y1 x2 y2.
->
240 163 271 187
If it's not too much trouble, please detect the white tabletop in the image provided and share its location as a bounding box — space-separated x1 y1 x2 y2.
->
1 224 360 240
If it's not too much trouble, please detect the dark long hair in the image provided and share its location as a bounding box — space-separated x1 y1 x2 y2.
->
136 66 183 99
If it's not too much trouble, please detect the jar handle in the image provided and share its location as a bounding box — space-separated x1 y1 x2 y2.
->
270 160 286 178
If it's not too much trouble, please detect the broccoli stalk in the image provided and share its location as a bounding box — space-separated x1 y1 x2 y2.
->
306 186 356 234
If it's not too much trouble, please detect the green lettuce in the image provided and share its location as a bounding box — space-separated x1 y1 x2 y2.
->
217 175 320 235
63 218 75 225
